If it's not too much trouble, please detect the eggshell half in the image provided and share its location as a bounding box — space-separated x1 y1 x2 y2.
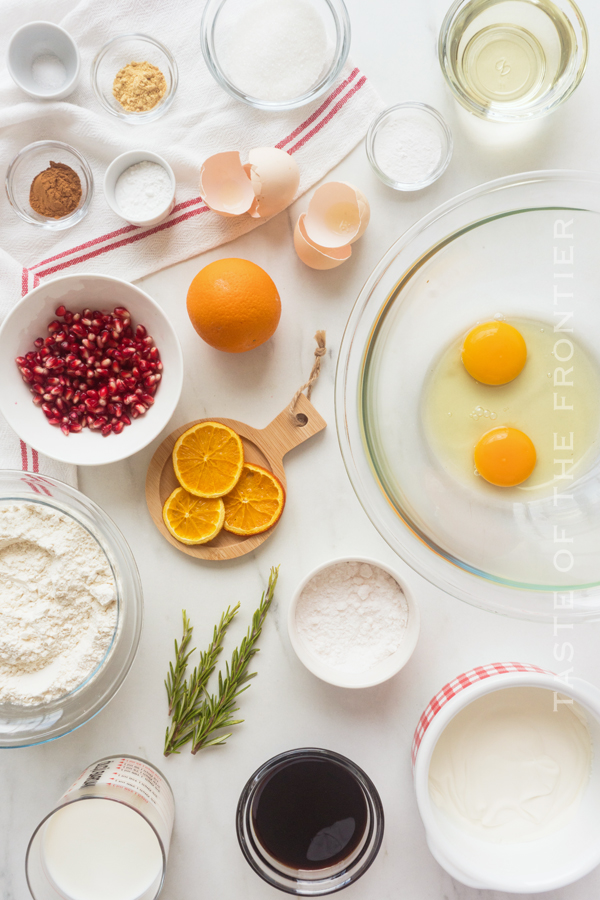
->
199 151 255 217
294 214 352 270
304 182 371 249
247 147 300 219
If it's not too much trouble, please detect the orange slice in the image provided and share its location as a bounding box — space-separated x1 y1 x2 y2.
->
162 487 224 545
173 422 244 498
223 463 285 535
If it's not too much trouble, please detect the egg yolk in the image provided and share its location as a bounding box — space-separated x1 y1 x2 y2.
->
474 427 536 487
461 321 527 385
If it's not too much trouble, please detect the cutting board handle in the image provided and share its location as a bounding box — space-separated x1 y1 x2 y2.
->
258 393 326 464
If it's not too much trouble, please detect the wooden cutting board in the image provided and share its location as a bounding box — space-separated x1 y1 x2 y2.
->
145 393 326 560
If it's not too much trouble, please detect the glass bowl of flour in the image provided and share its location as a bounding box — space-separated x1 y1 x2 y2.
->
288 556 420 688
0 470 142 747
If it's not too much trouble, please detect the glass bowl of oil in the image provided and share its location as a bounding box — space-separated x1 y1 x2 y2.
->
439 0 588 122
336 171 600 622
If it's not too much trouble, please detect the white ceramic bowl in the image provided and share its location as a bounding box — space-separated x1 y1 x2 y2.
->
413 663 600 893
7 21 80 100
0 274 183 466
104 150 176 227
288 556 420 689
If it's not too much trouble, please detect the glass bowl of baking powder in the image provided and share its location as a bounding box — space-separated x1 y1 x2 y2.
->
0 470 142 748
367 102 453 191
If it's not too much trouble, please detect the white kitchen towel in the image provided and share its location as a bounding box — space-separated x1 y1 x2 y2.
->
0 0 384 487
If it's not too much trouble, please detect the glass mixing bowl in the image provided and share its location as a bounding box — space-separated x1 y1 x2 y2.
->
336 171 600 622
0 470 142 746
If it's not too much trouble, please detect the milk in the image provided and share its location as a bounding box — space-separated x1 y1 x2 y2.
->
42 800 163 900
27 757 174 900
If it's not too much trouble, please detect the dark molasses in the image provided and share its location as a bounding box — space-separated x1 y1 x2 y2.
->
252 757 368 870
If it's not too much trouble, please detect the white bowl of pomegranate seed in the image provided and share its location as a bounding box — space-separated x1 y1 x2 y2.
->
0 273 183 466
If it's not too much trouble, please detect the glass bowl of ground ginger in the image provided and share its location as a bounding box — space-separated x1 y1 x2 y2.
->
5 140 93 230
91 33 178 123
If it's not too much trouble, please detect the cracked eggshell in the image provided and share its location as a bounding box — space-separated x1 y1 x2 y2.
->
199 151 255 217
247 147 300 219
304 182 371 249
294 214 351 270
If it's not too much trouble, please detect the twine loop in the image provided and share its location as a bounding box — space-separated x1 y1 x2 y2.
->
288 331 326 424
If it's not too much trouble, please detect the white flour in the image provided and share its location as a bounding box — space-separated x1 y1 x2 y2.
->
115 161 173 221
375 116 443 184
0 503 117 706
295 561 408 672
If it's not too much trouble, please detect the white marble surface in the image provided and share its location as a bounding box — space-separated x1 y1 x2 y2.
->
5 1 600 898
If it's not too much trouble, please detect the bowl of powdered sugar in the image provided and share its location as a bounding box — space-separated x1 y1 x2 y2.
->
289 557 420 688
0 470 142 747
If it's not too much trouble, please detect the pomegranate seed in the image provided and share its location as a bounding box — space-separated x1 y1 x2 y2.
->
20 305 161 438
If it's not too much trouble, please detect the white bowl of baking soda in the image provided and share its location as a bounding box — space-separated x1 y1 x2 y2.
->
412 663 600 893
104 150 176 227
288 556 420 689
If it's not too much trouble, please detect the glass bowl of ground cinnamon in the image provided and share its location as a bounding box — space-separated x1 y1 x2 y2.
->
5 140 93 230
91 33 178 123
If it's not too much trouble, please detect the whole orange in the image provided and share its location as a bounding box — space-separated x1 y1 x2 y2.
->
186 258 281 353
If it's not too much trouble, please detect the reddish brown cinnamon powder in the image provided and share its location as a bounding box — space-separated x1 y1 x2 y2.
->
29 161 82 219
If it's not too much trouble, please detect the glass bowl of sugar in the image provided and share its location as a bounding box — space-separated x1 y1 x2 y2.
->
367 103 453 192
201 0 351 111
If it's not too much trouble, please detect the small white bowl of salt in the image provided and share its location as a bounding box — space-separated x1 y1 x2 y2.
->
8 21 80 101
104 150 176 227
288 556 420 689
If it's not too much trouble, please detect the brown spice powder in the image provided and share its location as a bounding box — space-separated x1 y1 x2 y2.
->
112 60 167 112
29 161 82 219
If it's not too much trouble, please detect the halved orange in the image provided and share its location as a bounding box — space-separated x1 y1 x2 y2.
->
223 463 285 535
162 487 224 545
173 422 244 498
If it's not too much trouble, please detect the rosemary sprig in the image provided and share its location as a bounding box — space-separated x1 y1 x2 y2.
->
191 566 279 754
164 566 279 757
164 605 239 756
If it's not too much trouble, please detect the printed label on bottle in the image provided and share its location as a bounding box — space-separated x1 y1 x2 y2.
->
62 757 174 848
